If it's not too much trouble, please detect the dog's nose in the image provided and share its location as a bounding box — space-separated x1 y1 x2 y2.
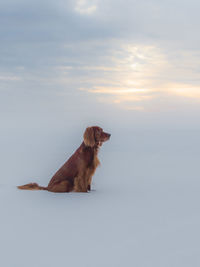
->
107 133 111 138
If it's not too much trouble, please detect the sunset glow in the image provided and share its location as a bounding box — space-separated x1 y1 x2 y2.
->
75 44 200 110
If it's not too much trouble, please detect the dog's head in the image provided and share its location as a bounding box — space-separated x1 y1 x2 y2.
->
83 126 111 147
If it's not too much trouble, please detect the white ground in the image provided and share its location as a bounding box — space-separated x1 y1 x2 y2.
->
1 117 200 267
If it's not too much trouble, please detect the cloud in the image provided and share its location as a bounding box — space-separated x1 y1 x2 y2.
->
0 74 22 81
0 0 200 115
74 0 98 14
74 42 200 109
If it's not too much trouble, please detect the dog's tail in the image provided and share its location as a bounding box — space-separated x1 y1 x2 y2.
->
17 183 47 191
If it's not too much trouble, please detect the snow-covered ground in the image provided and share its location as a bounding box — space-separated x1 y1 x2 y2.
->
1 113 200 267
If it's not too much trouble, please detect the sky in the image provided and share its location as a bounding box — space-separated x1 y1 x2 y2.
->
0 0 200 129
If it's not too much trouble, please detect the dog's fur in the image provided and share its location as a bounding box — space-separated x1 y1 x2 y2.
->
18 126 110 193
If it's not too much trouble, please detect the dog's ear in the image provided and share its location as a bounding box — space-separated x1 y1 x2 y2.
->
83 127 95 147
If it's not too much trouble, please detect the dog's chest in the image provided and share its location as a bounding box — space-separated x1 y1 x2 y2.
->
90 153 100 170
83 148 100 170
86 153 100 179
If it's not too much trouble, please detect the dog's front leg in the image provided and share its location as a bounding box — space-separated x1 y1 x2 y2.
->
87 175 92 191
74 175 88 192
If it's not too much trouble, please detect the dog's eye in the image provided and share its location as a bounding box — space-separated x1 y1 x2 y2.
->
96 130 101 137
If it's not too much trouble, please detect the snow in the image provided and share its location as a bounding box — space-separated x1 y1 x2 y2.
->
1 116 200 267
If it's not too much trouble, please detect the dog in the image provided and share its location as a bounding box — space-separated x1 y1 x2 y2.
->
18 126 111 192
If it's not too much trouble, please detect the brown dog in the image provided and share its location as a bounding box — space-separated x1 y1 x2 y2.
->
18 126 111 193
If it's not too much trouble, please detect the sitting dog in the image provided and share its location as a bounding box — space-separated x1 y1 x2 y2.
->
18 126 111 192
